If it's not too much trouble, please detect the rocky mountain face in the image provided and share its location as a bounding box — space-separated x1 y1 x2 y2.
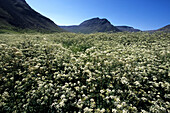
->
60 17 121 33
0 0 64 32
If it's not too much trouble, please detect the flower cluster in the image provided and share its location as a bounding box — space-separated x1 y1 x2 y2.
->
0 32 169 112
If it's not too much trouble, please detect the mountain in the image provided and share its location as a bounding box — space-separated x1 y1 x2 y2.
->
116 26 141 32
145 24 170 33
60 17 121 34
157 24 170 32
0 0 64 33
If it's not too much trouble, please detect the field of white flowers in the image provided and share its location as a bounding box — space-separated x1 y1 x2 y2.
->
0 32 169 112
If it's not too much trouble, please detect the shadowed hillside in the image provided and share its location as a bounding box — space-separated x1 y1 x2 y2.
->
60 17 121 33
158 24 170 32
0 0 64 33
116 26 141 32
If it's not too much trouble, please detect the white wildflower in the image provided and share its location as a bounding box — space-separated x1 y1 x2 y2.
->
100 90 105 94
121 77 128 84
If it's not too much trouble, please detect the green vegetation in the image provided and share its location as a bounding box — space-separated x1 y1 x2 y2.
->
0 26 63 34
0 32 169 112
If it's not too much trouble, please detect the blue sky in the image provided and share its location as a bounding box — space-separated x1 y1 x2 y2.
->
26 0 170 30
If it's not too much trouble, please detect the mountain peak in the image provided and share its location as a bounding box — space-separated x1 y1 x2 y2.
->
79 17 111 27
60 17 120 33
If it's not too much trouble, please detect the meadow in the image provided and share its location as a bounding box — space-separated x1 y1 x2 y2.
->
0 32 169 112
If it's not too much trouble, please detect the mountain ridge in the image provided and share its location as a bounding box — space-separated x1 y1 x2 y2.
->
0 0 169 33
116 26 141 32
145 24 170 33
60 18 142 33
60 17 121 34
0 0 64 33
158 24 170 31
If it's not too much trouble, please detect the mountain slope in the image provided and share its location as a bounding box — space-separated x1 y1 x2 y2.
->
116 26 141 32
145 24 170 33
60 17 121 33
157 24 170 32
0 0 64 33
